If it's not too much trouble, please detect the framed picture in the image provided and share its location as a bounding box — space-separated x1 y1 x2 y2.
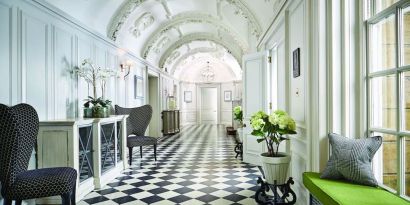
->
184 91 192 103
293 48 300 78
224 91 232 102
134 75 144 99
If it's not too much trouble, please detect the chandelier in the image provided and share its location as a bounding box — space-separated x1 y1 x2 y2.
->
201 61 215 82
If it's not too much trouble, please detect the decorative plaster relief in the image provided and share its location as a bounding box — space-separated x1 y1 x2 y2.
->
107 0 262 41
158 33 243 69
224 0 262 38
154 36 171 53
142 12 248 59
129 12 155 38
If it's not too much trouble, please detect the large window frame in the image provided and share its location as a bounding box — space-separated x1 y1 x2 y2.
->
366 0 410 199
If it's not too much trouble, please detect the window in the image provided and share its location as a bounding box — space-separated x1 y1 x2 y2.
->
367 0 410 198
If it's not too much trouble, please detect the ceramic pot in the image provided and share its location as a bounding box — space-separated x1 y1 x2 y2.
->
92 107 109 118
83 108 93 118
260 152 291 185
237 128 243 142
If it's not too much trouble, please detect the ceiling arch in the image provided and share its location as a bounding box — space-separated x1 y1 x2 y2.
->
140 12 248 59
158 33 243 69
107 0 262 41
169 47 222 75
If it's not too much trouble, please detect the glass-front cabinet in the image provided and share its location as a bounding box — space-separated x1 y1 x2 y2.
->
36 116 128 204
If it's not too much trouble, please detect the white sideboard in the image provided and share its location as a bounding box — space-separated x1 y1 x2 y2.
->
36 115 128 204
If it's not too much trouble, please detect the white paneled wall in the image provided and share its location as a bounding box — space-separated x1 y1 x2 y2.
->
179 81 242 126
0 0 176 120
0 2 176 204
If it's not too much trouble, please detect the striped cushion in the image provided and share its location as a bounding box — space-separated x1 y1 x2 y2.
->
321 133 382 186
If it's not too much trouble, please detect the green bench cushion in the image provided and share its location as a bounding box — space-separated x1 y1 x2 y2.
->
303 172 409 205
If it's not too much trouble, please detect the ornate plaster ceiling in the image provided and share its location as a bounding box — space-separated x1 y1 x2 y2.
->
45 0 281 81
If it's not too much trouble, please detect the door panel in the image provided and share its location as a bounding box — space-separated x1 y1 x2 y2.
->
242 52 268 165
201 87 218 124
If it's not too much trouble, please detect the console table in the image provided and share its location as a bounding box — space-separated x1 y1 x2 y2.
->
36 115 128 204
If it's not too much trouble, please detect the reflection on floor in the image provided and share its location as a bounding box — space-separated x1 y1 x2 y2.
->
80 125 261 205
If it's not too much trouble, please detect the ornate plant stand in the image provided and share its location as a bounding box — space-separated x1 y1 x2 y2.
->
255 177 297 205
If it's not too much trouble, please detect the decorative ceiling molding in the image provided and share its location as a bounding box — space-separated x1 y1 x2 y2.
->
107 0 149 41
224 0 262 38
158 33 243 69
107 0 262 41
154 36 171 53
141 12 248 59
129 12 155 38
169 47 220 75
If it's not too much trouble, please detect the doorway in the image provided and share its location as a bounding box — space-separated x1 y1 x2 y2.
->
148 74 160 137
200 87 218 124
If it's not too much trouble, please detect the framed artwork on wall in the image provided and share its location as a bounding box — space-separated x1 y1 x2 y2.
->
134 75 144 99
184 91 192 103
293 48 300 78
224 91 232 102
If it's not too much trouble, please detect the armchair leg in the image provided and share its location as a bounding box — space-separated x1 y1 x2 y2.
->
61 193 70 205
154 144 157 161
15 200 22 205
140 146 143 158
71 180 77 205
3 198 12 205
129 147 133 165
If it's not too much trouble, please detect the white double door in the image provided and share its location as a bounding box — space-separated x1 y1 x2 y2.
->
200 87 218 124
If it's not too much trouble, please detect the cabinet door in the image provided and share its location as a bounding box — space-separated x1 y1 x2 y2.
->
38 129 69 168
242 52 268 166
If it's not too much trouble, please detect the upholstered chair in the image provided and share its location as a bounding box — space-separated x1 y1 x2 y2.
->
115 105 157 165
0 104 77 205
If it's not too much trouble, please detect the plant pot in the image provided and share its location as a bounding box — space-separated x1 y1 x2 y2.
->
83 108 93 118
237 128 243 142
92 107 109 118
260 152 291 185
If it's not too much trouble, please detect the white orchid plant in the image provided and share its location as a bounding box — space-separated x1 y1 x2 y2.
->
74 59 119 109
250 110 297 157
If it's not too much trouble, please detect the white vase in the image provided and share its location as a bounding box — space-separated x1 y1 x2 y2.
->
237 128 243 142
260 152 291 185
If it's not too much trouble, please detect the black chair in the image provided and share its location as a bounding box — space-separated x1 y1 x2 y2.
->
0 104 77 205
115 105 157 165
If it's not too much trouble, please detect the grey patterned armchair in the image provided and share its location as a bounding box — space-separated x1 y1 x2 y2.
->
0 104 77 205
115 105 157 165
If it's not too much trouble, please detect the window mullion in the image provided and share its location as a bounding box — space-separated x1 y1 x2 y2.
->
396 5 405 196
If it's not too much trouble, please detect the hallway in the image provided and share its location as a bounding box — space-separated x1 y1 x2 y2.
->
80 125 261 205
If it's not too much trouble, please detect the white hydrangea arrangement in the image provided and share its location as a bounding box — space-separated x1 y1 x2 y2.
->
233 106 243 127
250 110 297 157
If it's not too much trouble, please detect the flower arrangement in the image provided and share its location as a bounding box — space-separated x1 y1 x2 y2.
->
233 106 243 127
74 59 118 117
250 110 297 157
74 59 118 100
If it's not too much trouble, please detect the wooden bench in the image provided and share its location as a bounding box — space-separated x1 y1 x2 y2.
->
303 172 409 205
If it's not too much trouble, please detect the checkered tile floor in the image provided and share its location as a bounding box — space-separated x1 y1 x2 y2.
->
79 125 261 205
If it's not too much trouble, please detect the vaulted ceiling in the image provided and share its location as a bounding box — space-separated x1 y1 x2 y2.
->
46 0 281 80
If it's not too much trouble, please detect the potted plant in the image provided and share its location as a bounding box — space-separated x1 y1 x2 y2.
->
250 110 297 184
74 59 117 118
233 106 244 141
83 96 112 118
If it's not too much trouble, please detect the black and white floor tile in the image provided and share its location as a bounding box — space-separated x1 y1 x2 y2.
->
79 125 262 205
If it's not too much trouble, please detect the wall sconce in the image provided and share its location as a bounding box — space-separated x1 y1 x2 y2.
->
120 60 133 79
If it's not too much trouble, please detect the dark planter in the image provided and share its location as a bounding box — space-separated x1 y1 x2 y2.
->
92 107 109 118
83 108 93 118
